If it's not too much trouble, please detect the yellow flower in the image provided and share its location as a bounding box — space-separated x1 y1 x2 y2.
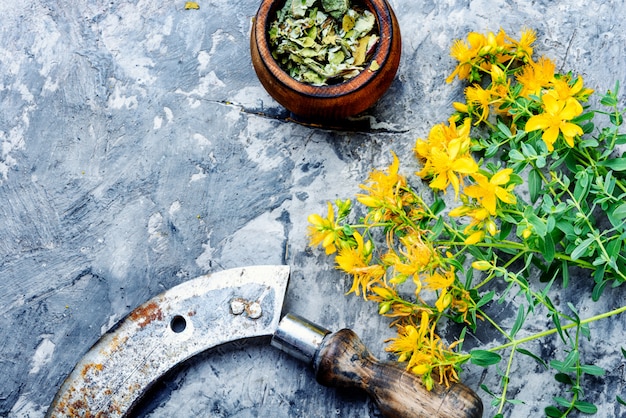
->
415 119 479 197
465 85 494 124
425 269 456 312
335 231 385 298
386 312 434 375
383 233 435 294
525 93 584 151
464 169 517 216
507 28 536 61
446 32 487 83
307 201 341 254
357 152 410 224
516 56 556 98
551 76 594 102
385 311 463 388
398 234 434 273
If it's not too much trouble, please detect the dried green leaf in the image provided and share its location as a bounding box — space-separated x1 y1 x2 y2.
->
269 0 378 85
321 0 349 17
354 11 375 35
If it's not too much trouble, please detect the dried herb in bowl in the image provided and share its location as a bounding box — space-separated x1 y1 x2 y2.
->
268 0 379 86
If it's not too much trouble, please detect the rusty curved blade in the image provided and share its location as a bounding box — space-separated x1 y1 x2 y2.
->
46 265 290 417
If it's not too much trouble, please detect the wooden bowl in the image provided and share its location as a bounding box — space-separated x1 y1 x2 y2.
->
250 0 401 122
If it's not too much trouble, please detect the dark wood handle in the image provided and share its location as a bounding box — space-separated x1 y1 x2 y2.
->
315 329 483 418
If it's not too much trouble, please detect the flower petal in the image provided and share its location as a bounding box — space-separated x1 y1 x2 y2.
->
561 98 583 119
490 168 513 186
525 114 548 132
542 126 560 151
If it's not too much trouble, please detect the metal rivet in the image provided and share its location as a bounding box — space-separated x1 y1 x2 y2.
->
230 298 246 315
246 301 262 319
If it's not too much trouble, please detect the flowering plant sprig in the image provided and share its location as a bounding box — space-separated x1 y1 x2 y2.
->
307 28 626 417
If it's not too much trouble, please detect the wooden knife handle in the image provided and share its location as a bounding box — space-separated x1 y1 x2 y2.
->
314 329 483 418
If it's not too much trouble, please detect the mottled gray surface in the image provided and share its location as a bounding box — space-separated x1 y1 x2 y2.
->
1 0 625 417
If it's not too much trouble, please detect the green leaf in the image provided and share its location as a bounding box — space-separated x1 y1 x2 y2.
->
430 197 445 215
554 372 573 385
600 95 618 107
528 168 542 203
609 203 626 228
580 364 605 376
551 359 576 374
516 347 548 368
539 233 555 263
476 290 495 308
499 221 513 240
553 396 572 408
617 395 626 406
508 149 525 162
431 216 445 239
510 305 526 338
610 112 623 126
572 111 595 123
567 302 580 324
592 277 608 301
536 155 547 168
551 311 567 343
614 134 626 145
485 143 499 158
470 350 502 367
480 384 497 397
497 119 513 137
527 212 547 237
598 158 626 171
521 142 538 157
573 169 591 201
574 401 598 414
571 237 594 260
545 406 564 418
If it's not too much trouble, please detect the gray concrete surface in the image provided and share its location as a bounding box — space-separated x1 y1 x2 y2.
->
1 0 625 417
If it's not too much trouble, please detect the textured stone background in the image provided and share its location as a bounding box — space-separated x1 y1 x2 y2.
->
1 0 625 417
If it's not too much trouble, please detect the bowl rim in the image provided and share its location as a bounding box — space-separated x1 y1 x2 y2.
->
254 0 397 98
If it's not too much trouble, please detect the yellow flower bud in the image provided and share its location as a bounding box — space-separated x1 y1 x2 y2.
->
372 286 394 299
453 102 469 113
465 231 484 245
448 205 469 217
378 301 392 315
522 228 532 239
411 364 429 375
423 374 434 391
472 260 492 271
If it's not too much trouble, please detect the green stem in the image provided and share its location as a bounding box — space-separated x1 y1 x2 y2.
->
488 304 626 352
497 347 517 414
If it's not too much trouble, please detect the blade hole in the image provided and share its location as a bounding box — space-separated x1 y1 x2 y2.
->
170 315 187 333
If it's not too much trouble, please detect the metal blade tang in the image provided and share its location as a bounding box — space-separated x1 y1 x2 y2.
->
46 265 290 418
